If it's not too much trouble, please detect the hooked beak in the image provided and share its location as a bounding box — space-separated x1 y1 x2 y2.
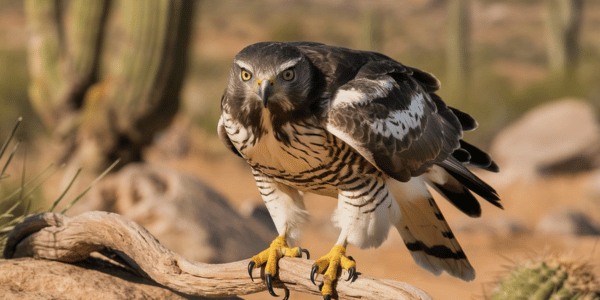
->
258 79 273 108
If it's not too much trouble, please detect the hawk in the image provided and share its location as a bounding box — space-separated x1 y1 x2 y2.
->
218 42 500 299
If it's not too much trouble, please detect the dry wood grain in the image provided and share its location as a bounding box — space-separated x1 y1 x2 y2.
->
3 211 432 300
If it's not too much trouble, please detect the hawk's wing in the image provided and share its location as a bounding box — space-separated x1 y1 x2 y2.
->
325 60 459 182
325 59 501 210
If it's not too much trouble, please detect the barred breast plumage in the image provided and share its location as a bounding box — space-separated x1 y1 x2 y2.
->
220 108 382 202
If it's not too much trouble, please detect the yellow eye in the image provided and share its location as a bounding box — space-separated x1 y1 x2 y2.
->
240 69 252 81
282 69 295 81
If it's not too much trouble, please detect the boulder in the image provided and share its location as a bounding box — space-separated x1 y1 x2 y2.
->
490 99 600 184
75 163 274 263
536 208 600 236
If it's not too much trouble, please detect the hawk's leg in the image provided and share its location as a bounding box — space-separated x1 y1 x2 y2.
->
310 243 356 299
249 170 310 298
310 177 397 299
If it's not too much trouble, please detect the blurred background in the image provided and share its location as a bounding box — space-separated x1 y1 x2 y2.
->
1 0 599 299
2 0 600 144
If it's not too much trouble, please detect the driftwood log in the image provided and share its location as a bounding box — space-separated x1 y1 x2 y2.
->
3 211 432 299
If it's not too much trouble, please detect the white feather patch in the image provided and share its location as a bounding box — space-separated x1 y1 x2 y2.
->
234 59 253 72
253 174 309 241
333 178 400 249
333 88 367 105
369 93 425 139
332 78 394 106
276 57 302 73
425 165 449 185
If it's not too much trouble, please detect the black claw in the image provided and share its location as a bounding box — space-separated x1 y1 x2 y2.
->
266 274 279 297
310 265 319 285
282 287 290 300
347 267 356 281
323 295 331 300
300 248 310 260
248 261 255 282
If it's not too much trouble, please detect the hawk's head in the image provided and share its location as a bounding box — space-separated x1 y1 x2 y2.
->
225 42 316 116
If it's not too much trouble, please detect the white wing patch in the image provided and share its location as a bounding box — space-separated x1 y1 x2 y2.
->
333 89 366 105
369 93 425 139
332 78 394 106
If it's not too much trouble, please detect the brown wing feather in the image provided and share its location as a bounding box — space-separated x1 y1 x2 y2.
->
326 60 461 182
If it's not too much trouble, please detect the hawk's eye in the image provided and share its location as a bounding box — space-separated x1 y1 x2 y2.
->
240 69 252 81
282 69 295 81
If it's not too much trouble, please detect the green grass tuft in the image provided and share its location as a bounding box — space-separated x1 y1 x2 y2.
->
0 117 29 254
0 117 118 255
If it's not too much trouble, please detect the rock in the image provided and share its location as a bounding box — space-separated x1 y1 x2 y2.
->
76 163 275 263
490 99 600 184
536 208 600 236
537 148 600 176
153 116 192 159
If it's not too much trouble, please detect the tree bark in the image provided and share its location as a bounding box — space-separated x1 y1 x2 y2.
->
0 258 204 299
3 211 432 300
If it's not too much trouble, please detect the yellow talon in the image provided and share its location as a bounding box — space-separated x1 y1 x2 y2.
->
310 245 357 298
250 236 305 275
248 236 309 297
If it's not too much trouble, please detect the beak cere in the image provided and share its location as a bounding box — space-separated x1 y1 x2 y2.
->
258 79 273 107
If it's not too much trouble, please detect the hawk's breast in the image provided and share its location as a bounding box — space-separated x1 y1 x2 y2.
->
223 109 379 197
247 110 333 174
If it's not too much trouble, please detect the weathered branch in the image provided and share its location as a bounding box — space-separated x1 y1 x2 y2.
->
3 211 431 299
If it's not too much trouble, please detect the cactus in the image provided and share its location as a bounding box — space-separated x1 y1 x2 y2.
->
24 0 194 173
25 0 109 132
446 0 471 104
492 256 600 300
360 6 383 52
546 0 584 79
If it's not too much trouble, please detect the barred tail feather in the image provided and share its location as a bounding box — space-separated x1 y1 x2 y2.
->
388 177 475 281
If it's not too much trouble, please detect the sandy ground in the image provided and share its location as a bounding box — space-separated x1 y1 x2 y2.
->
149 128 600 300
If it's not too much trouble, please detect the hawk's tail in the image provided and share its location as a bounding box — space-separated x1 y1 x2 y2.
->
388 177 475 281
429 158 502 218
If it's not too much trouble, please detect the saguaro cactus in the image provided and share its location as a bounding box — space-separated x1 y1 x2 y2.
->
26 0 109 131
446 0 471 103
546 0 584 79
492 256 600 300
360 6 383 52
25 0 194 173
